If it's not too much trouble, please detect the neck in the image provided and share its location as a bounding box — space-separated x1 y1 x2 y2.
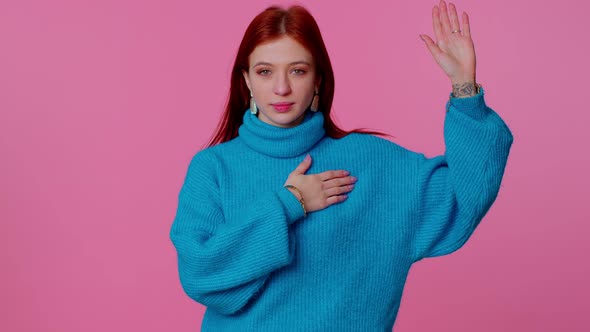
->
238 110 326 158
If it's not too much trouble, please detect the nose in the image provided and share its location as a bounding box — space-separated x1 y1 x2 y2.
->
273 72 291 96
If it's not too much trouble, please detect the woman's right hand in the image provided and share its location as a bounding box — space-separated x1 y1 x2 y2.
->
283 154 357 213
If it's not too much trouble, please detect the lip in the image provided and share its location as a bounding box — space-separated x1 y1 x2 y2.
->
271 102 294 112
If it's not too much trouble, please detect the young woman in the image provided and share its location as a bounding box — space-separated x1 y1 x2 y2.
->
170 1 513 330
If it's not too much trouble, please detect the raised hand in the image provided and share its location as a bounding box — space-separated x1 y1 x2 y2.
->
419 0 477 92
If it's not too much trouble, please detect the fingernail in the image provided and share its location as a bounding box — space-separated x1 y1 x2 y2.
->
351 176 358 182
305 154 311 161
343 170 350 175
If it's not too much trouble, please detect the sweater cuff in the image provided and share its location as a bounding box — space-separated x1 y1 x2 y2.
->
276 187 306 225
446 85 488 120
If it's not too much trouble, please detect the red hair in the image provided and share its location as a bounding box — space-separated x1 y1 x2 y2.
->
205 5 391 148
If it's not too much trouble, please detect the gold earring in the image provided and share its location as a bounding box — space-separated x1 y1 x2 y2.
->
250 91 257 115
310 90 319 112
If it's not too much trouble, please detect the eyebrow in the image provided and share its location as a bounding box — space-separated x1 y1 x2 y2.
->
252 61 312 67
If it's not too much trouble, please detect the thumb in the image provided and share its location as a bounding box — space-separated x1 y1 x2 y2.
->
293 154 312 175
419 34 442 59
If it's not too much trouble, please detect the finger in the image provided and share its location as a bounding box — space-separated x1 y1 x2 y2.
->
293 154 312 174
439 0 452 34
448 2 461 33
325 184 354 197
432 6 443 42
419 34 443 58
322 176 356 189
462 11 471 38
326 194 348 206
318 170 350 181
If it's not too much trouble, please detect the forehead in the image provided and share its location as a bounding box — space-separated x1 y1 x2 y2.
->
249 36 313 65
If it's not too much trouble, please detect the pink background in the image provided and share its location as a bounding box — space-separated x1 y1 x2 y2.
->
1 0 588 331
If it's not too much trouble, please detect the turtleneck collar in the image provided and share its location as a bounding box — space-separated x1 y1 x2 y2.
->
238 109 326 158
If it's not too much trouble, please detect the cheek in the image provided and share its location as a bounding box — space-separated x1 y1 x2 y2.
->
250 80 271 96
294 79 316 94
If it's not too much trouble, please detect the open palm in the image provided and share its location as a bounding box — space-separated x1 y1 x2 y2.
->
420 0 476 84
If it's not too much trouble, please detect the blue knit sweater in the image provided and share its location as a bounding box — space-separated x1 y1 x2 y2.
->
170 87 513 331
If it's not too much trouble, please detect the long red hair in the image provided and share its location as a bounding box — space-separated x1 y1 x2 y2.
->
205 5 391 148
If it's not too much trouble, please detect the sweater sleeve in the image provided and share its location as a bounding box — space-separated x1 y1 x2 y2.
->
169 151 305 315
412 86 514 262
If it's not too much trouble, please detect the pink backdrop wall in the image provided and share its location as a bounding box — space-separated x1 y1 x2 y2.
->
1 0 588 331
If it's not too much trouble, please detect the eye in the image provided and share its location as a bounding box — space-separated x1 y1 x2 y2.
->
292 68 306 75
257 69 271 76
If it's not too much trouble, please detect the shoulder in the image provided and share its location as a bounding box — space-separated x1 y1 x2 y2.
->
190 138 239 165
337 132 422 161
185 144 223 177
186 138 246 179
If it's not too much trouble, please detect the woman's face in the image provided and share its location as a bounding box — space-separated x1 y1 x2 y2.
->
242 36 320 128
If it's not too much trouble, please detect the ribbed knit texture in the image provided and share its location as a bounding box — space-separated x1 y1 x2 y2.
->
170 87 514 331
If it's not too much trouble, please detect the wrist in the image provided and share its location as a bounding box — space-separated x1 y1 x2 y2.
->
284 184 307 218
285 186 302 200
451 81 478 98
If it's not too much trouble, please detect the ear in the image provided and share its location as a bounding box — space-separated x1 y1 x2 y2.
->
242 70 251 91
